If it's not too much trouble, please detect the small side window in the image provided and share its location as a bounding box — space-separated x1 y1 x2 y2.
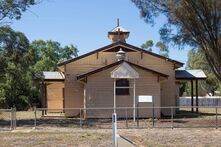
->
116 79 129 95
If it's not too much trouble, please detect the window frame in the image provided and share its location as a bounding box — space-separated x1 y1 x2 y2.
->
116 79 130 96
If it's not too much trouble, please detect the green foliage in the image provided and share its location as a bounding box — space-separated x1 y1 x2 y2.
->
141 40 153 51
0 26 34 109
31 40 78 73
0 27 79 109
0 0 37 25
155 41 169 58
186 48 220 96
0 0 36 24
141 40 169 57
132 0 221 81
179 81 186 96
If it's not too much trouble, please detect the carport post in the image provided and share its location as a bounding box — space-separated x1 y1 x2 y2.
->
196 80 198 113
191 80 194 113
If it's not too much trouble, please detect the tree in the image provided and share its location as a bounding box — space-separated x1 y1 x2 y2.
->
155 41 169 57
0 0 37 25
132 0 221 81
31 40 78 73
186 48 220 95
141 40 153 51
0 26 35 109
0 27 79 109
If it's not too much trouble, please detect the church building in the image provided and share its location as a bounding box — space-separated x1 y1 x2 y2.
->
36 22 206 118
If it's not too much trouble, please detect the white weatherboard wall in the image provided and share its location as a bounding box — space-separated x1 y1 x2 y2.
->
85 65 161 118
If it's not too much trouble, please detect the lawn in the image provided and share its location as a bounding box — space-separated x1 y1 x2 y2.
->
1 128 221 146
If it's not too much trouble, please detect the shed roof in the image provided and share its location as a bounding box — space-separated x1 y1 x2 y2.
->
175 70 207 80
111 62 139 79
35 71 65 81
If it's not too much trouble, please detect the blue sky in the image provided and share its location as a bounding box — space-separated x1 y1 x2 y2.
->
11 0 189 67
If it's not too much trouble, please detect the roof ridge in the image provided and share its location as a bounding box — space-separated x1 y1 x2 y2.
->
58 41 183 67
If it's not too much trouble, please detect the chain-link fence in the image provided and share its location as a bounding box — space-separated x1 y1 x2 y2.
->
0 108 16 131
1 106 221 130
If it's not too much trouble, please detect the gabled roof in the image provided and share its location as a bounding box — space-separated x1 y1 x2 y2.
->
77 60 168 80
35 71 65 81
111 62 139 79
58 41 184 67
175 70 207 80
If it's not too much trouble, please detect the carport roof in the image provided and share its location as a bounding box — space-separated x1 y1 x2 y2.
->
175 70 207 80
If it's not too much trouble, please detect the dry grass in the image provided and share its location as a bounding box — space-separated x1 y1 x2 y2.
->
1 128 221 146
0 129 112 147
119 128 221 146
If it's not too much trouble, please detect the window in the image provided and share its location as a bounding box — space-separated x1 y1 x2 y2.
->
116 79 129 95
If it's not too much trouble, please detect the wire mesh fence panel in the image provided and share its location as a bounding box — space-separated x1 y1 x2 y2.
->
134 107 153 128
153 108 172 128
0 109 12 131
217 108 221 128
84 108 113 129
8 106 221 130
174 107 217 128
16 110 36 127
35 109 80 129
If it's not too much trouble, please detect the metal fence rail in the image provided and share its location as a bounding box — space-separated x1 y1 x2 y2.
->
29 106 221 129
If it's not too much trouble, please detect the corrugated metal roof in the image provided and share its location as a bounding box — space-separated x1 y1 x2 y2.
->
35 71 65 80
175 70 207 80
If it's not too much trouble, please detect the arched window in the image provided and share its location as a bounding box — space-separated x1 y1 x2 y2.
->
116 79 129 95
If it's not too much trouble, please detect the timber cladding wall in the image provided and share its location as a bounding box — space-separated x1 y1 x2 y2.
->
85 65 161 118
63 46 176 117
46 82 64 112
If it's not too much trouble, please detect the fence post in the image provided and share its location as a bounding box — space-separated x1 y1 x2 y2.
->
137 107 139 128
171 107 174 129
152 107 155 128
216 107 218 129
10 107 13 130
14 107 16 129
80 108 82 128
125 108 128 128
34 106 37 129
